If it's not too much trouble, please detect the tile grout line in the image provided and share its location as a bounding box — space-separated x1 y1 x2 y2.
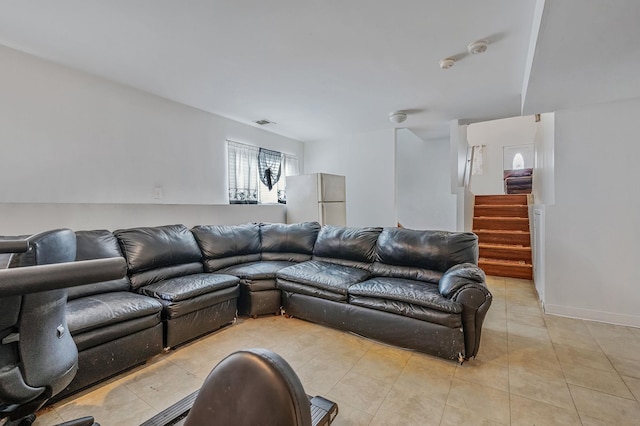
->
539 318 585 424
437 357 457 425
503 279 512 426
507 280 586 422
541 290 600 425
583 320 639 404
321 337 374 424
353 344 409 422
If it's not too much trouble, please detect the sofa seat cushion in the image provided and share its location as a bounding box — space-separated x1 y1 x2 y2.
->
217 261 296 280
218 260 296 292
277 260 370 296
278 279 347 302
236 278 277 292
130 262 204 291
139 273 239 303
66 291 163 335
349 278 462 328
160 285 239 319
349 278 462 314
72 315 161 351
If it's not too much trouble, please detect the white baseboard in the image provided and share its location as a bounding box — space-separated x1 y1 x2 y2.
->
544 304 640 328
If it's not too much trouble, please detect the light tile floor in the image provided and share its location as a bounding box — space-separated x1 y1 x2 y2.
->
35 276 640 425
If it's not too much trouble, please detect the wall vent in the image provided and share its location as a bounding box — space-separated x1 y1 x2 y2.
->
253 119 275 126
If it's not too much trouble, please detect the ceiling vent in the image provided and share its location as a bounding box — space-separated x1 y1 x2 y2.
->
253 119 275 126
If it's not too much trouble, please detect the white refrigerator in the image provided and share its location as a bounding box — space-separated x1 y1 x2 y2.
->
285 173 346 225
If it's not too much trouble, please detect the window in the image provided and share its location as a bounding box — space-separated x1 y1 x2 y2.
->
277 154 299 203
471 145 484 175
228 141 259 204
512 153 525 170
227 140 299 204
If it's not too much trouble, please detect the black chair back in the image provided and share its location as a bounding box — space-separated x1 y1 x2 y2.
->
184 348 312 426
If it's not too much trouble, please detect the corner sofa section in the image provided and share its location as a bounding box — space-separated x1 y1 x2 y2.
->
192 222 320 317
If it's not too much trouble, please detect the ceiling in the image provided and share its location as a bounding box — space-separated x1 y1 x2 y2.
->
1 1 639 142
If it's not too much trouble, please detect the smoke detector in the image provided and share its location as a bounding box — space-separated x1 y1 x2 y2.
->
467 40 488 55
389 111 407 124
439 57 456 69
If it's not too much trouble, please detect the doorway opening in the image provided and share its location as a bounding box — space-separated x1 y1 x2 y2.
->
503 144 533 194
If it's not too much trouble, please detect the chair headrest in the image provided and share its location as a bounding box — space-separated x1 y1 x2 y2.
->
185 348 312 426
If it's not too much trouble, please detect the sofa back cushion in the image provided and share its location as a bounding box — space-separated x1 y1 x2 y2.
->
312 225 382 269
115 224 203 289
68 230 131 299
191 223 261 272
260 222 321 262
372 228 478 283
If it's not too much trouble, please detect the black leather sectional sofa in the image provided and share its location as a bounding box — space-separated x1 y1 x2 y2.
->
6 222 492 398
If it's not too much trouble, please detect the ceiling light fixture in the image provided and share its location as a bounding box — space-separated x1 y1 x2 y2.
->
439 57 456 69
389 111 407 124
467 40 488 55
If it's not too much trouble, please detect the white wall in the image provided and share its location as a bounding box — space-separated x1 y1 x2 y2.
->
532 206 546 303
450 121 468 194
396 129 457 231
0 203 285 235
461 187 475 233
449 121 470 232
467 115 538 195
531 112 555 303
533 112 556 205
543 97 640 327
0 45 303 206
304 129 396 227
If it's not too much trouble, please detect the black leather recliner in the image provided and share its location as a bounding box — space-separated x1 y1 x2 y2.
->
114 224 240 348
59 230 164 398
0 229 126 426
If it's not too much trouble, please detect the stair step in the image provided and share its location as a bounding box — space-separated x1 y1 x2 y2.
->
474 230 531 246
474 205 528 218
473 217 530 231
473 194 532 280
479 243 532 262
475 194 528 206
479 258 533 280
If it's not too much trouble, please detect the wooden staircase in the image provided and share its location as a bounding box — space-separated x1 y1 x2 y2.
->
473 194 533 280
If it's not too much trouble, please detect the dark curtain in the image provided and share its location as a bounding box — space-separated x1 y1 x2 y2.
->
258 148 282 190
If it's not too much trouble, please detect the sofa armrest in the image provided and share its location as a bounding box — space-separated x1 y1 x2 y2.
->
439 263 492 359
